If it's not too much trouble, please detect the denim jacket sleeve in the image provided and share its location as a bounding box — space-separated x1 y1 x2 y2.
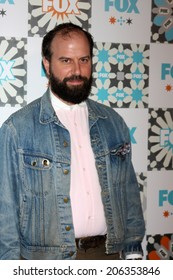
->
121 141 145 259
0 122 20 259
120 139 145 258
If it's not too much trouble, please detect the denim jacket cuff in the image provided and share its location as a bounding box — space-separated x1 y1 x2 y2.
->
121 241 143 259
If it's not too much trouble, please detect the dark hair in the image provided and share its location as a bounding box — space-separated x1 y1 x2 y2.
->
42 23 94 61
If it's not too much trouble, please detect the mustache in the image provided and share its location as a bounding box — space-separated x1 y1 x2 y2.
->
63 75 87 82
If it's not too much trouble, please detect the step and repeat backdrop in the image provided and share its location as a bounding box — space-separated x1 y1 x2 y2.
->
0 0 173 260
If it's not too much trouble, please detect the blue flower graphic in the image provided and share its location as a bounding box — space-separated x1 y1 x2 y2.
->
153 0 173 42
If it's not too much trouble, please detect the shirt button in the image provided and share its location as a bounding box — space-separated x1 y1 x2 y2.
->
63 197 69 203
63 169 69 175
65 225 71 231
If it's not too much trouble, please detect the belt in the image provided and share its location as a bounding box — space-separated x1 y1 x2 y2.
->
75 235 106 251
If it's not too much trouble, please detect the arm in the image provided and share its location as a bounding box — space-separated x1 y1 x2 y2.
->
0 122 20 259
123 139 145 259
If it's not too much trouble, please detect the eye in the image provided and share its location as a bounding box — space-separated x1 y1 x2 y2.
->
80 57 90 64
61 58 71 64
59 57 71 64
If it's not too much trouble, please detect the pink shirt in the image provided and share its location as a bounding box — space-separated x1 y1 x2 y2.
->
51 93 107 238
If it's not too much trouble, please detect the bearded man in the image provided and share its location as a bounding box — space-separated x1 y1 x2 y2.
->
0 23 145 260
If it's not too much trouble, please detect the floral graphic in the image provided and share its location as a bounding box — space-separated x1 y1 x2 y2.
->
28 0 91 37
148 108 173 170
91 43 149 108
151 0 173 43
147 234 173 260
0 38 27 107
136 172 147 221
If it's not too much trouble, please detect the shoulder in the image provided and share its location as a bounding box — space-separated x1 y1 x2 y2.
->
87 98 130 140
87 98 125 123
3 96 42 127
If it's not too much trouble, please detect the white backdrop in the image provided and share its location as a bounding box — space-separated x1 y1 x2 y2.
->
0 0 173 260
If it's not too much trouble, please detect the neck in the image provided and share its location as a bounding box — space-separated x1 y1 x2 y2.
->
52 92 75 106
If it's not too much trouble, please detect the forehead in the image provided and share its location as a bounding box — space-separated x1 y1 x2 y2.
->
51 31 90 56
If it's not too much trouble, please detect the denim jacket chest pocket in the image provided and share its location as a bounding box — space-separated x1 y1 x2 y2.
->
109 143 131 186
94 141 130 189
21 152 53 196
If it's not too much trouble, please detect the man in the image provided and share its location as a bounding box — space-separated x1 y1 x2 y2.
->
0 23 145 260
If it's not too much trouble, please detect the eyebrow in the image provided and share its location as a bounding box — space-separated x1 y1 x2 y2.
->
80 55 91 59
58 55 91 60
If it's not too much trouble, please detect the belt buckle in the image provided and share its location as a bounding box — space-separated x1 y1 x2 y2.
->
76 235 106 251
78 238 84 250
77 237 91 251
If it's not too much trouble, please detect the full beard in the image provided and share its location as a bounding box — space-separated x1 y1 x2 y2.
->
49 72 92 104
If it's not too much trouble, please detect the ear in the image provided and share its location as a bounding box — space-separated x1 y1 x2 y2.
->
42 57 50 76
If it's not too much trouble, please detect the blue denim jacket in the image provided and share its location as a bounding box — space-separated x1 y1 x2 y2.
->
0 91 145 260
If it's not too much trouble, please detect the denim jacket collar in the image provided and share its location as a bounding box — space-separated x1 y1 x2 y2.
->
39 90 107 125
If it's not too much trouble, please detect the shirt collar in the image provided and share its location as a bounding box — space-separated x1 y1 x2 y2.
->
50 90 86 111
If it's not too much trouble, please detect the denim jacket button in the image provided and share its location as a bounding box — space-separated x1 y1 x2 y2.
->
32 160 37 166
63 197 69 203
63 141 68 147
69 251 74 257
63 169 69 175
65 225 71 231
42 159 50 167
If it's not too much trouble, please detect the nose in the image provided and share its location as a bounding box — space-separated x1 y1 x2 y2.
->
72 61 81 76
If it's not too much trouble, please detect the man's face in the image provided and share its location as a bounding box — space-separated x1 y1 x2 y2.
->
43 31 92 104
